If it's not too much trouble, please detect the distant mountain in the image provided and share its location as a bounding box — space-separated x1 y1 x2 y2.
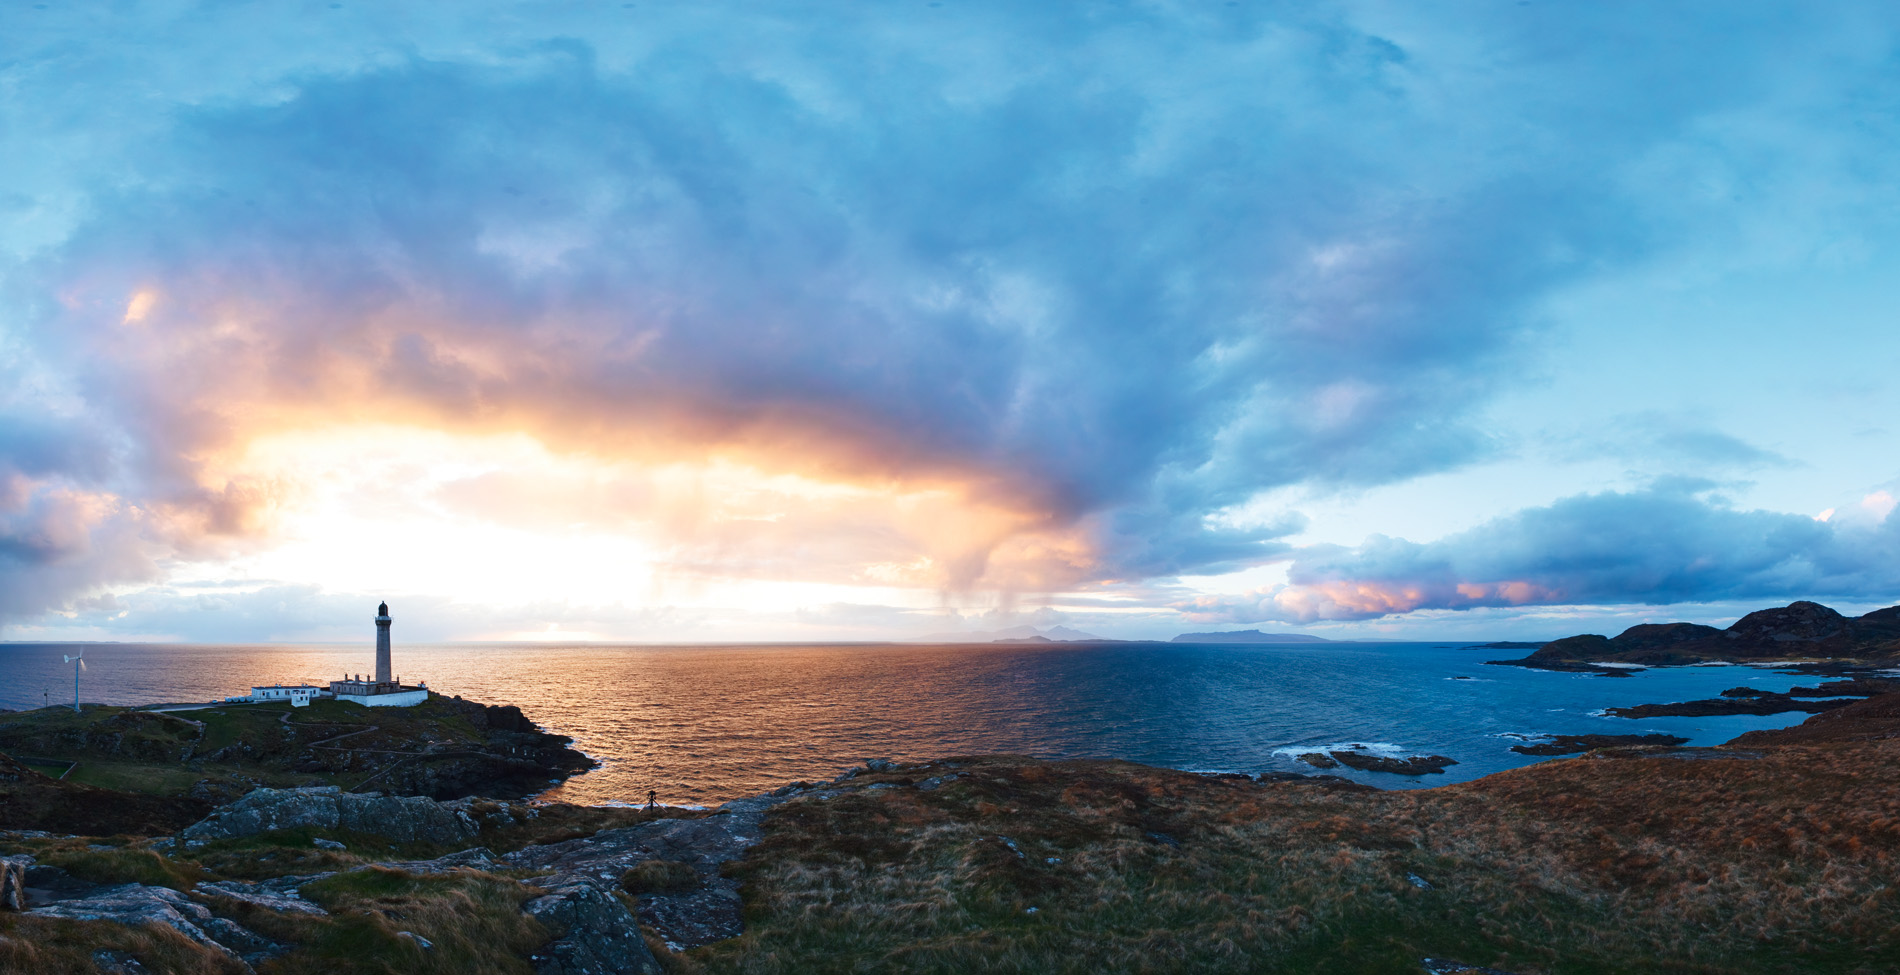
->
911 624 1106 644
1491 600 1900 671
1171 629 1333 644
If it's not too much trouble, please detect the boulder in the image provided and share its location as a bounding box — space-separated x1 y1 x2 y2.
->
179 786 480 846
524 882 661 974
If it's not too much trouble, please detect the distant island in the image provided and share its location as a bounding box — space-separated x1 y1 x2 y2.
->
1171 629 1333 644
917 626 1345 644
913 624 1106 643
1490 600 1900 673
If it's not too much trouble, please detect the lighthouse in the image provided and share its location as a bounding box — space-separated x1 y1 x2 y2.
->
323 600 430 707
375 600 393 683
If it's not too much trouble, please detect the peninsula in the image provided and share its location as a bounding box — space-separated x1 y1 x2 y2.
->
4 685 1899 972
1488 599 1900 672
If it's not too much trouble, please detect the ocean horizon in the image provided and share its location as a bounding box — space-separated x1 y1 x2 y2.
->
0 640 1827 806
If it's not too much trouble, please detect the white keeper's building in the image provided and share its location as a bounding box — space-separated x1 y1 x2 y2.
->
247 684 321 707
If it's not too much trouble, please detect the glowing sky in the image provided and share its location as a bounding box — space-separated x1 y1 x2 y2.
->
4 2 1900 643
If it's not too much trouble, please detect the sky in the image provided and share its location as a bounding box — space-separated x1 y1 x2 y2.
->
3 1 1899 644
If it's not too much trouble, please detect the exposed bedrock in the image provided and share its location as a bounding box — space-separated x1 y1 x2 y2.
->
505 793 785 950
25 875 284 965
524 882 663 975
178 786 483 846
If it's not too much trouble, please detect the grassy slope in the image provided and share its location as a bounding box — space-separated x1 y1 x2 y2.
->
5 700 1900 973
677 742 1900 975
0 803 689 975
0 696 524 808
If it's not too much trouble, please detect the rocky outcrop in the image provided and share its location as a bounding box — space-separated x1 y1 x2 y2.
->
29 882 281 963
179 786 479 846
1327 752 1458 775
1727 692 1900 746
1509 733 1689 756
1606 696 1850 719
197 876 330 916
524 882 662 975
505 793 784 950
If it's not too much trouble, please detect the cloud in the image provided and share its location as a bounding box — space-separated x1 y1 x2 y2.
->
3 2 1898 628
1182 482 1900 623
1548 411 1796 472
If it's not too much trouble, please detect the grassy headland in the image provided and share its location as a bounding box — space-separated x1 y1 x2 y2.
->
680 725 1900 975
3 690 1899 972
0 693 591 830
1490 601 1900 672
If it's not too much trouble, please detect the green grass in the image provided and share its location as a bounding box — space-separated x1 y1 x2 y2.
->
196 706 294 753
0 914 247 975
15 838 205 891
662 754 1900 975
271 868 549 975
65 760 207 795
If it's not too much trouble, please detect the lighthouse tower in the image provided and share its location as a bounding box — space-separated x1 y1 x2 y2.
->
325 600 428 707
374 600 393 683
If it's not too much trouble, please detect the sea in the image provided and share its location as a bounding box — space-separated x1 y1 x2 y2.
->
0 641 1843 806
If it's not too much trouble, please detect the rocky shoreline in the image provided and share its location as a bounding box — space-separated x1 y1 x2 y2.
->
7 689 1900 972
7 663 1900 972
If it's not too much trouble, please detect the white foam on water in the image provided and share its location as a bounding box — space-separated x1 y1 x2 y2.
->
1272 741 1410 758
1587 661 1647 669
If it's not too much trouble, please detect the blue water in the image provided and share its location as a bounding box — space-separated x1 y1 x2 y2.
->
0 641 1836 804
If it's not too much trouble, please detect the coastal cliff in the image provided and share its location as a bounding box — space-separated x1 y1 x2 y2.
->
1490 599 1900 672
5 692 1900 973
0 693 593 834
